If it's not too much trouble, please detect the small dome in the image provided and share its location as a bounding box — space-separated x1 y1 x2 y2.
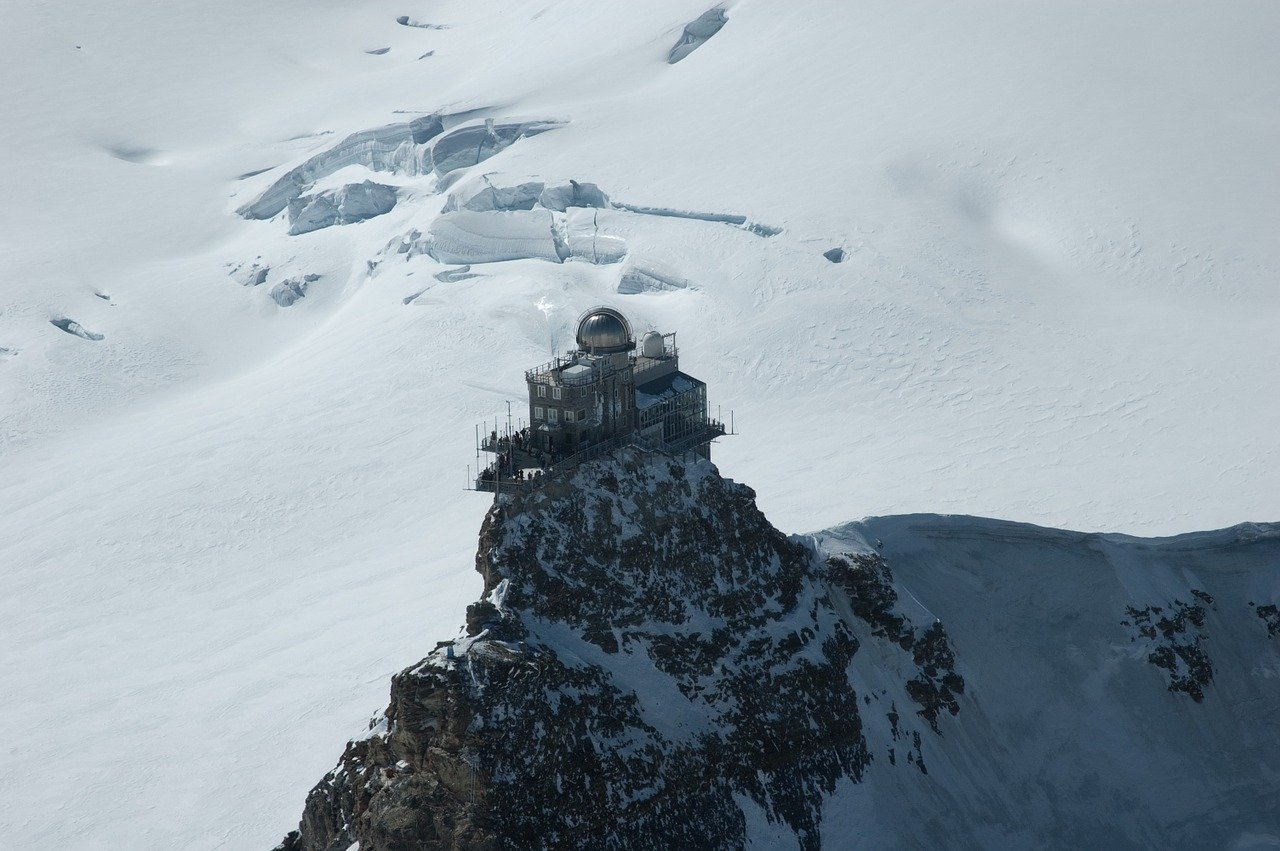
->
641 331 665 358
576 307 634 354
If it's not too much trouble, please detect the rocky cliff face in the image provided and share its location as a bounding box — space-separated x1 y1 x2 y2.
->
277 453 1280 850
276 448 962 850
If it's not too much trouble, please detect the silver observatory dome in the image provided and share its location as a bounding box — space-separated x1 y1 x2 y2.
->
575 307 635 354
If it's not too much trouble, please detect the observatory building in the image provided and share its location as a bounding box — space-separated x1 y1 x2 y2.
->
474 307 728 492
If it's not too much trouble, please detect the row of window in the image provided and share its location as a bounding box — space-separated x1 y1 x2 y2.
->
533 406 588 424
535 385 564 400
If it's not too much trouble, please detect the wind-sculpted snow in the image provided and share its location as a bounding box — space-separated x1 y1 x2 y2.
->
281 449 978 850
287 181 397 235
668 7 727 65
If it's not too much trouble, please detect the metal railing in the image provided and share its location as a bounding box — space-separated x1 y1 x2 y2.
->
525 354 608 386
472 419 728 495
631 349 678 381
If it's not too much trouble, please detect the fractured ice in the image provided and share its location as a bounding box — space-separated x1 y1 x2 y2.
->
237 115 559 223
429 120 559 179
617 257 691 294
50 319 104 341
425 211 563 265
668 7 727 64
237 117 442 220
539 180 610 212
288 181 397 235
270 274 320 307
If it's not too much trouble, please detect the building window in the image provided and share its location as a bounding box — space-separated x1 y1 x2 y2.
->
537 385 547 398
534 406 544 420
548 408 558 423
552 386 562 400
578 409 587 422
564 410 575 423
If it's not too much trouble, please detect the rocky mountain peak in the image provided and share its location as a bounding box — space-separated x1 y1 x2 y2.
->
277 448 961 850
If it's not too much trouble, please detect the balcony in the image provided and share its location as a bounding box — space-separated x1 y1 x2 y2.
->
472 419 728 494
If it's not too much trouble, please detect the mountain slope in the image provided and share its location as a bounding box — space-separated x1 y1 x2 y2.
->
819 515 1280 848
279 451 1280 849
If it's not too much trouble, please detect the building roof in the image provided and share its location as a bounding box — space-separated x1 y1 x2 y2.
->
635 370 703 410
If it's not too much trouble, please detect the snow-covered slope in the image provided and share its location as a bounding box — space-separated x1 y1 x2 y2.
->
819 514 1280 848
1 1 1278 848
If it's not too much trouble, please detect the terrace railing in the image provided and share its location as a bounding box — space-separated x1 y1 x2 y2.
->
472 418 728 495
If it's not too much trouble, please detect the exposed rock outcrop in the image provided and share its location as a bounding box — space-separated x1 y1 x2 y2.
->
1122 599 1214 701
277 448 963 851
825 552 964 732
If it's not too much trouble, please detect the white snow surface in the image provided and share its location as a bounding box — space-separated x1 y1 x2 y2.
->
1 1 1278 848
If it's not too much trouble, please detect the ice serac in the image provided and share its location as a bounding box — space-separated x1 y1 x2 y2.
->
538 180 609 212
430 121 559 179
237 115 443 220
667 7 727 64
50 318 104 341
422 208 626 266
452 182 544 213
287 181 397 235
425 210 563 265
276 448 957 850
617 257 690 294
270 274 320 307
